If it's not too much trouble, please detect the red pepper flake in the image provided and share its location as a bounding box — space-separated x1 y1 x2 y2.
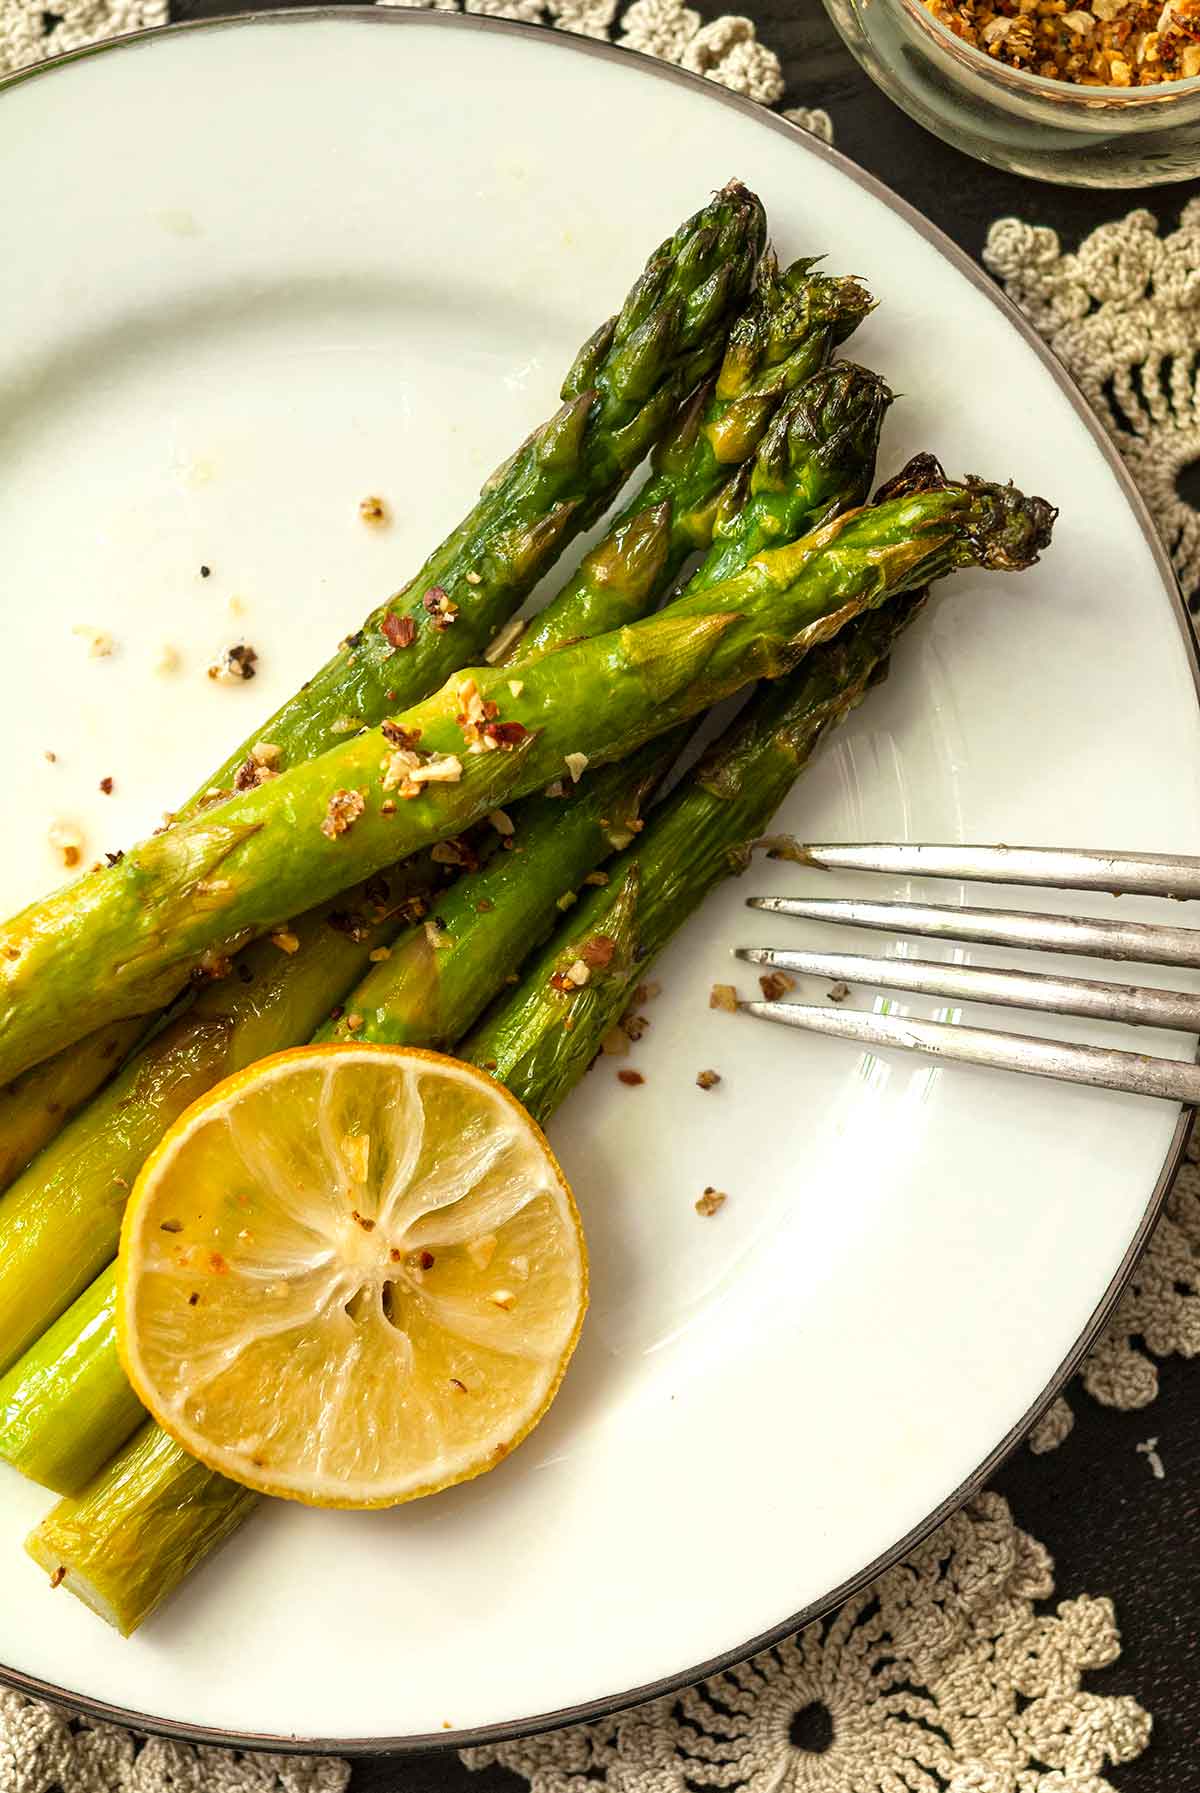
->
351 1209 376 1232
381 613 417 650
418 1250 435 1270
99 776 114 795
617 1069 645 1087
49 1566 67 1589
758 970 796 1003
483 720 529 749
449 1377 468 1393
581 934 616 970
476 898 495 913
549 969 576 994
188 1291 200 1305
209 1252 229 1274
390 1246 403 1263
696 1069 721 1090
381 720 422 751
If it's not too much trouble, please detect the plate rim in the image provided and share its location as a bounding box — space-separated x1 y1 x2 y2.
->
1 3 1196 1757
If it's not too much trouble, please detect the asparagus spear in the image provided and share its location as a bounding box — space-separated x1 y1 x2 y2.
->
511 256 872 660
0 457 1054 1086
23 590 924 1634
0 1020 144 1191
0 183 765 1194
0 361 894 1486
197 182 764 788
461 595 929 1120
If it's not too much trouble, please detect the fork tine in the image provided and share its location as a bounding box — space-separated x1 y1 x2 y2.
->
736 946 1200 1031
747 895 1200 969
741 1001 1200 1104
785 843 1200 899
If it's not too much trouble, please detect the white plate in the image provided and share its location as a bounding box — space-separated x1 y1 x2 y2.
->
1 9 1197 1753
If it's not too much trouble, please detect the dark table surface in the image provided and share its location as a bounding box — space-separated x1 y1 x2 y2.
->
170 2 1199 1783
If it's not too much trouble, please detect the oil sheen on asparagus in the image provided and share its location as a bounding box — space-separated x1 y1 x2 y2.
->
0 362 893 1487
0 183 766 1189
0 457 1054 1085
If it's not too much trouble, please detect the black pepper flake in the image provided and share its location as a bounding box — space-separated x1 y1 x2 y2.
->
327 909 371 943
104 850 124 867
199 565 211 579
237 962 254 985
188 1291 199 1306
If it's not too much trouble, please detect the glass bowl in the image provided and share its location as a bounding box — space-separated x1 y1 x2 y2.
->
823 0 1200 184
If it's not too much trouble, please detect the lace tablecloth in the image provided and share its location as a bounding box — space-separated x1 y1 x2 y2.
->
1 5 1197 1791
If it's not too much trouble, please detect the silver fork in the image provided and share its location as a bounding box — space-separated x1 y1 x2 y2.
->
737 845 1200 1103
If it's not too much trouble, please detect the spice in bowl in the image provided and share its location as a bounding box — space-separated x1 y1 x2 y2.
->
920 0 1200 85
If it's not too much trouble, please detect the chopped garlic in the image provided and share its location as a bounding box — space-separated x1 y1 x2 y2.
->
566 960 590 987
489 1289 516 1311
565 752 589 783
155 643 181 676
271 930 300 954
507 679 525 698
488 809 515 836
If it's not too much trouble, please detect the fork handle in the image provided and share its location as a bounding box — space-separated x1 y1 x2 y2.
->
742 1001 1200 1104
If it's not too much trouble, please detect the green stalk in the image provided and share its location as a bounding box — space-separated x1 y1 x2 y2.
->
0 361 894 1493
0 182 764 1191
0 1019 145 1191
0 862 432 1379
461 596 929 1121
26 1422 259 1636
0 455 1055 1085
23 591 925 1636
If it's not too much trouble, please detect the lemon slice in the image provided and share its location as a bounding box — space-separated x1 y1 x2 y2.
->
117 1044 586 1508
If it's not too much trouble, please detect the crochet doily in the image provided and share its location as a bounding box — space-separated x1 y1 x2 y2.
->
0 5 1193 1792
465 1493 1151 1793
985 201 1200 617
